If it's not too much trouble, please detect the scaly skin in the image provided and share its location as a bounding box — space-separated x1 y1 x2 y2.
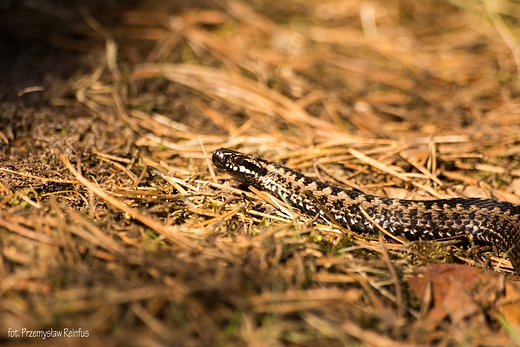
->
212 148 520 273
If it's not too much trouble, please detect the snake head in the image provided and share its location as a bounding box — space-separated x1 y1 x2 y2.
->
212 148 268 185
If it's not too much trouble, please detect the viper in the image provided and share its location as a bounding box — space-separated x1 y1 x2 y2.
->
212 148 520 273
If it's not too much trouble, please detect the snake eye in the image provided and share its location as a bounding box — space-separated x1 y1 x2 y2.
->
232 155 243 165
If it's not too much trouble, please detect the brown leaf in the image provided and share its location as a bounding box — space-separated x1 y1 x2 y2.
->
407 264 520 332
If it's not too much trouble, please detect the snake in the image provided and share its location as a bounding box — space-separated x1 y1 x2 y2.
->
212 148 520 273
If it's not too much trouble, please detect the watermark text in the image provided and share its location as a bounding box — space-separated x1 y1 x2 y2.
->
7 328 89 339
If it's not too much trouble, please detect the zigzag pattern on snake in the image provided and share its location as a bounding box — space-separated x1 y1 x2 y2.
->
212 148 520 273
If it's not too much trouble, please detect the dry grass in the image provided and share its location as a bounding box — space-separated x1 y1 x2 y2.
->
1 0 520 346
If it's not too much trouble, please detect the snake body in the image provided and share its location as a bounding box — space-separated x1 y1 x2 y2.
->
212 148 520 273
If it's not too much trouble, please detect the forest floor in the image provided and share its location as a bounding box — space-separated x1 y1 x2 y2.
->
1 0 520 346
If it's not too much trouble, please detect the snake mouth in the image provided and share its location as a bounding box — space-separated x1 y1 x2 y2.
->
212 148 227 170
